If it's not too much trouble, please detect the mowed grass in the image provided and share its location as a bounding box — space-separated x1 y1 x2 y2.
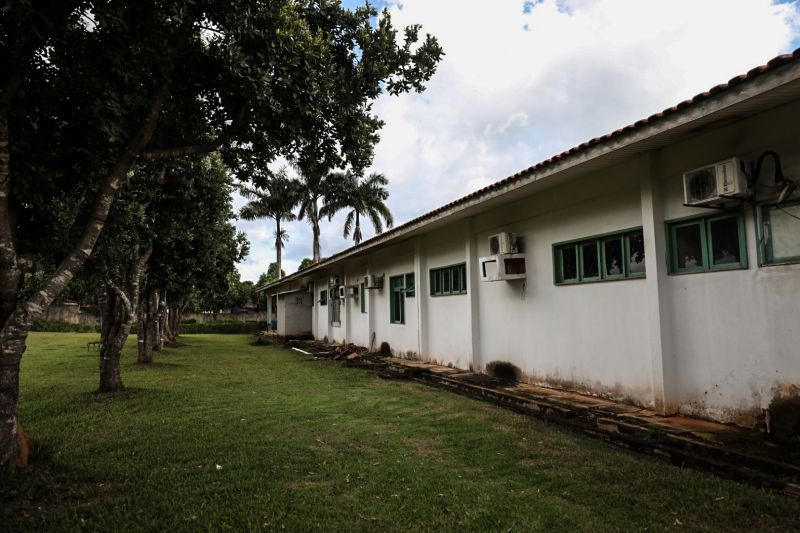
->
3 334 799 532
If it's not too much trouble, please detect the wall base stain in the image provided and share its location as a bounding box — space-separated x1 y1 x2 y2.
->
768 384 800 441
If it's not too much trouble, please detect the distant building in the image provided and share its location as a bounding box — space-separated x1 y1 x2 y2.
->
261 50 800 429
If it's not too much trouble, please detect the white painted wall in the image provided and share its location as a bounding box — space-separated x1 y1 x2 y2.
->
276 291 313 336
278 94 800 427
473 164 653 406
422 226 471 369
653 99 800 425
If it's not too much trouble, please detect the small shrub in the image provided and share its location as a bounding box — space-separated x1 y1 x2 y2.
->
31 319 100 333
178 321 268 334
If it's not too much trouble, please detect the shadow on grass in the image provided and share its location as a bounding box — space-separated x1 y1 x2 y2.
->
0 439 117 525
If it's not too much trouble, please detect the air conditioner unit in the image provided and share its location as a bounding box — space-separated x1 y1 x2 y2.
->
683 157 748 206
479 253 527 282
488 232 518 255
363 274 383 289
350 286 360 297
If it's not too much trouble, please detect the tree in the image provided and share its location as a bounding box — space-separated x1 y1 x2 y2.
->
1 0 442 469
298 258 314 271
255 262 285 309
239 173 300 280
296 163 339 263
325 172 394 245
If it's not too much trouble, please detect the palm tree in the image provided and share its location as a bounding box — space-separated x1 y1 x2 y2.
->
296 165 335 264
324 172 394 245
239 172 300 279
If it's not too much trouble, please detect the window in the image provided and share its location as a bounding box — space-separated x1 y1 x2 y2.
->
319 290 328 306
330 298 341 325
760 199 800 264
360 283 367 313
667 212 746 273
389 275 406 324
554 228 646 284
404 273 415 297
430 263 467 296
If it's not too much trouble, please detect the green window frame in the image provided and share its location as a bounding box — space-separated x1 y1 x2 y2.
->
360 283 367 313
389 275 406 324
319 289 328 306
429 263 467 296
666 211 747 274
553 227 646 284
758 198 800 265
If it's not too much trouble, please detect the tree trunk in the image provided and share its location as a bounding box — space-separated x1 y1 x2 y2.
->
354 211 362 244
312 217 321 263
137 288 159 364
97 245 150 392
165 301 181 342
156 289 166 351
98 285 129 392
275 218 282 279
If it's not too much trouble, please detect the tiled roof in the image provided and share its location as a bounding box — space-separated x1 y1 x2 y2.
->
268 47 800 287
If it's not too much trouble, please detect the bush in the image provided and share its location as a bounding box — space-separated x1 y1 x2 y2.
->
181 318 198 324
178 321 268 334
31 319 100 333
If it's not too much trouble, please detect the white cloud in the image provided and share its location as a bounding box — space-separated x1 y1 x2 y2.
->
237 0 800 281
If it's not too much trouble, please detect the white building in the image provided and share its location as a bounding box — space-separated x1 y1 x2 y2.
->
261 51 800 430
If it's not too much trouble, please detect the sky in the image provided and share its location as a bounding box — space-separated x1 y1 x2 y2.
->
235 0 800 282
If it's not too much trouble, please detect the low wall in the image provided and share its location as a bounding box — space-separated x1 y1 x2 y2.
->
182 312 269 323
43 304 99 326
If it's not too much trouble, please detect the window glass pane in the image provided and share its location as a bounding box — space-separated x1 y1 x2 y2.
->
405 273 415 297
603 238 623 276
561 246 577 280
390 275 404 322
581 242 599 278
767 204 800 261
442 269 451 294
360 283 366 313
709 217 740 265
320 290 327 306
461 265 467 290
675 223 704 269
628 233 646 274
451 267 461 292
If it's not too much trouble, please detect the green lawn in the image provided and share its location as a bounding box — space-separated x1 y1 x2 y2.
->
3 333 799 531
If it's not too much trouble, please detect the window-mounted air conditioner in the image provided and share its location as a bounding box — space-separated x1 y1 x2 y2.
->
363 274 383 289
479 253 527 282
488 232 518 255
683 157 748 206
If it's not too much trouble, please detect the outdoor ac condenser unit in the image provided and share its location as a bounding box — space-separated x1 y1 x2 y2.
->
488 232 518 255
683 157 748 206
363 274 383 289
479 253 527 282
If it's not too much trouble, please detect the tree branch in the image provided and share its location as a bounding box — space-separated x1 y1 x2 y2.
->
17 17 195 324
140 103 247 161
